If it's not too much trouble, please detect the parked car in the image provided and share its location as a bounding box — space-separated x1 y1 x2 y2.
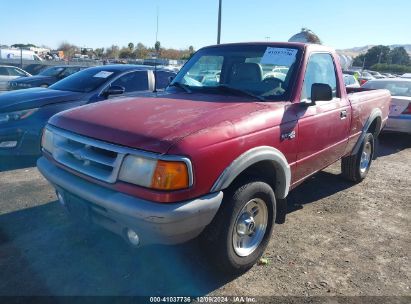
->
8 65 87 90
0 65 31 91
0 65 175 155
37 42 390 274
381 73 396 78
362 78 411 133
343 73 360 88
401 73 411 79
369 71 386 79
0 48 42 61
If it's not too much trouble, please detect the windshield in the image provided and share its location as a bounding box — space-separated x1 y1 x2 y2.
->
170 45 301 100
39 67 65 77
363 80 411 97
49 68 119 93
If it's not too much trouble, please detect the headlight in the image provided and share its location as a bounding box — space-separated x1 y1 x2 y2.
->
0 108 38 124
41 128 54 154
119 155 190 190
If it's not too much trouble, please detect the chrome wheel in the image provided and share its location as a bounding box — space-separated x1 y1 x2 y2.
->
360 141 372 173
232 198 268 257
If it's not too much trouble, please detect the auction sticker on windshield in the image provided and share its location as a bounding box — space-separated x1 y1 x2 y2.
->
260 47 298 66
93 71 114 78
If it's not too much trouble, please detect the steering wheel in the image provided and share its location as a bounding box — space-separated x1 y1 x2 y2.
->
262 76 286 96
262 76 284 87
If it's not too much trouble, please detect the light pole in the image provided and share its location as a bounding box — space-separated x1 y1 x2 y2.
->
217 0 222 44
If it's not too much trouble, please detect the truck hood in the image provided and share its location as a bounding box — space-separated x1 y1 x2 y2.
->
49 93 273 154
0 88 85 112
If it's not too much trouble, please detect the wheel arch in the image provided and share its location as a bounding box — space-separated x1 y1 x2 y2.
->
351 108 382 155
210 146 291 199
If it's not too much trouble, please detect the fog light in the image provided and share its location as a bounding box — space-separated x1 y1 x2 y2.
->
126 228 140 246
0 141 18 148
56 191 65 206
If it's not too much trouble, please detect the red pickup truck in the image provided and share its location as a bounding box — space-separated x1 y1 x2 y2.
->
37 42 390 273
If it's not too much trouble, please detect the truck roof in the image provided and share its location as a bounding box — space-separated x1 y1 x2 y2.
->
202 41 336 53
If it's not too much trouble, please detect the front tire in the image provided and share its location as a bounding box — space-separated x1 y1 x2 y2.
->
202 180 276 274
341 132 374 182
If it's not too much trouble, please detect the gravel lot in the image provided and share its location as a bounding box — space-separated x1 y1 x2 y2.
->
0 133 410 298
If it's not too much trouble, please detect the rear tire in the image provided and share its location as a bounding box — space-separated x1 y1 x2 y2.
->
341 132 374 182
201 180 276 274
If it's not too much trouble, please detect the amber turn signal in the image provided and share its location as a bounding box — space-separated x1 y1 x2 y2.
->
151 160 189 190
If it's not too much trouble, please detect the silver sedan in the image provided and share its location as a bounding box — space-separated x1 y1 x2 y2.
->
0 65 31 91
362 78 411 134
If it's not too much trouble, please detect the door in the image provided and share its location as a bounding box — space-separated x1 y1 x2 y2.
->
294 53 350 183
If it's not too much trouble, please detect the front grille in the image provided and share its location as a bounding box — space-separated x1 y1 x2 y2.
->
50 127 126 183
45 126 194 187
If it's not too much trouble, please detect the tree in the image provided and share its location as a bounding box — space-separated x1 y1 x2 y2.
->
94 48 105 58
155 41 161 53
58 41 79 59
119 47 135 59
352 45 391 68
353 54 366 67
189 45 195 54
128 42 134 51
389 47 410 65
371 63 411 74
105 45 120 59
134 42 148 59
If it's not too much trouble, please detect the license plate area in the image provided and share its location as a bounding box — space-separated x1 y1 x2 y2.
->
60 191 91 223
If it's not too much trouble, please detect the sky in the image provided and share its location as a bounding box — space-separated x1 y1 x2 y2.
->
1 0 410 51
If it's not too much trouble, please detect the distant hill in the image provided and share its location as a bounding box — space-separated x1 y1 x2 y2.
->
337 44 411 58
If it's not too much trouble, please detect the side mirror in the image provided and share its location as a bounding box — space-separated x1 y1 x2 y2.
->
168 75 174 85
311 83 332 103
104 85 125 96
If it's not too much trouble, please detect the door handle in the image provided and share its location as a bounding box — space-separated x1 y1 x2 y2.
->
340 110 347 119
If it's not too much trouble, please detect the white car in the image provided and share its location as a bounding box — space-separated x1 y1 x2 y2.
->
362 78 411 133
0 65 31 91
401 73 411 79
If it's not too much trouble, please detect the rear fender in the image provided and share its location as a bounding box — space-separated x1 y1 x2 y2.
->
351 108 382 155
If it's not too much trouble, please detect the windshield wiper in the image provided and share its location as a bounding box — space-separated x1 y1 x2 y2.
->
216 85 265 101
169 82 192 93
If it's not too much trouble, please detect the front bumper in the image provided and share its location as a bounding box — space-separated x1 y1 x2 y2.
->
384 115 411 134
37 157 223 246
0 125 42 156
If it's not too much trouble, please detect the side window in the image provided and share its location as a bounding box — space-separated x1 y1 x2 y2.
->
111 71 149 92
301 53 338 101
183 55 223 86
7 67 22 76
155 71 175 89
60 67 79 77
0 67 8 75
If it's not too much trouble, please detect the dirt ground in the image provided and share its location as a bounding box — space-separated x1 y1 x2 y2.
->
0 133 410 299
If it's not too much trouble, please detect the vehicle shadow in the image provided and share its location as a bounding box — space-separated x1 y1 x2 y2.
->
0 201 236 296
0 156 39 172
286 171 353 213
376 132 411 157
